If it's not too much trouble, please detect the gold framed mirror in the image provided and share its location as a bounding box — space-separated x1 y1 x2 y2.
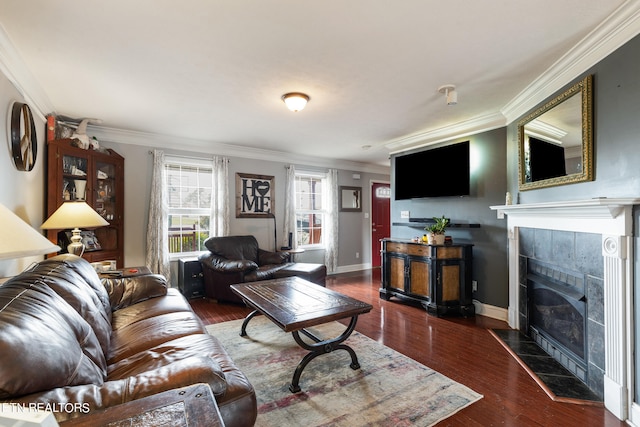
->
518 75 593 191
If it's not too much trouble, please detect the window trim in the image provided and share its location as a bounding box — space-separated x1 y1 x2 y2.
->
294 171 327 249
165 156 212 258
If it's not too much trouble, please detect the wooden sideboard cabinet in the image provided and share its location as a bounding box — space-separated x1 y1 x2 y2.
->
380 238 474 317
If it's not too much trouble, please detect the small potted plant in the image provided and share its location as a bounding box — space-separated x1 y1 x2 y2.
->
424 215 449 245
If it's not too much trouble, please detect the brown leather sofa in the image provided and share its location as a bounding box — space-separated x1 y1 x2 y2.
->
199 235 292 303
0 254 257 426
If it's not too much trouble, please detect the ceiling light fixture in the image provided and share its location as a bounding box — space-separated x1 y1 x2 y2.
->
282 92 310 112
438 84 457 106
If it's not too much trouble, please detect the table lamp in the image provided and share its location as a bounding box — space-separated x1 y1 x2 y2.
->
0 203 61 260
41 201 109 256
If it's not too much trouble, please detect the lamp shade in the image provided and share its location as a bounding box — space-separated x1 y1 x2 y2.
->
0 203 61 260
41 201 109 230
282 92 309 112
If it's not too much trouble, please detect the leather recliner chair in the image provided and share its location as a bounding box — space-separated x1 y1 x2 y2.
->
199 235 292 303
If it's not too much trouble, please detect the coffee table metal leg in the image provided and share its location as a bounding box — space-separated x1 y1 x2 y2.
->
289 316 360 393
239 309 261 336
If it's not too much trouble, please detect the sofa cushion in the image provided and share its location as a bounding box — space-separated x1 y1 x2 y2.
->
0 281 106 398
19 257 113 356
205 235 259 262
110 288 193 331
102 274 168 311
44 254 112 318
108 311 207 364
106 334 228 396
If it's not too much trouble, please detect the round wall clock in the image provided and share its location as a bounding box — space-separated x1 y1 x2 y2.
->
8 101 37 171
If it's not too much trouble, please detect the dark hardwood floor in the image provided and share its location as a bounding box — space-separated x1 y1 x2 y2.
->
189 269 625 426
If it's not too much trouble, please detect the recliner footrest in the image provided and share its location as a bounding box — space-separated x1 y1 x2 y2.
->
273 263 327 286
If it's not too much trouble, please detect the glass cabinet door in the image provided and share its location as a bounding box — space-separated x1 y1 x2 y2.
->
94 160 117 221
62 154 89 202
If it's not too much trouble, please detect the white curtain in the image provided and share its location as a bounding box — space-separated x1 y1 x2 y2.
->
210 156 230 237
283 165 297 249
145 149 170 279
325 168 339 273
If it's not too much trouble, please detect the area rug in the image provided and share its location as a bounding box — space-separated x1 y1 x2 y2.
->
207 317 482 426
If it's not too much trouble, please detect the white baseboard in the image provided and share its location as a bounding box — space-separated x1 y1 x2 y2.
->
473 299 509 322
332 263 372 274
628 401 640 426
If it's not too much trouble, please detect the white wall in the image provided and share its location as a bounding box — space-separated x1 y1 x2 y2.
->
0 72 48 277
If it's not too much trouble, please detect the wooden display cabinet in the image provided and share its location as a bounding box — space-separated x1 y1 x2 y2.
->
380 238 474 316
46 137 124 267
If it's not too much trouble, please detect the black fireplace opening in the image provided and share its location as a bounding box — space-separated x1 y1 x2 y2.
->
525 258 590 381
529 276 586 365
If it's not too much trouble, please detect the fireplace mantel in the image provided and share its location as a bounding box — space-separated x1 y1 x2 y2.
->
490 197 639 421
491 198 640 236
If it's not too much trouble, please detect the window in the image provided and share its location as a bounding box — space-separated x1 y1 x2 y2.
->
295 173 326 247
165 158 212 255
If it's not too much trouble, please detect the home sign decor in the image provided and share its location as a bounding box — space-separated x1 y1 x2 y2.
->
236 173 274 218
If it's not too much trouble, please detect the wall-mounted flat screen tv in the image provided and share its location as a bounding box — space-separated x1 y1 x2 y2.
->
394 141 470 200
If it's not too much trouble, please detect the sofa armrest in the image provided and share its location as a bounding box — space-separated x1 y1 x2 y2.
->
258 249 289 266
199 253 258 273
102 275 168 311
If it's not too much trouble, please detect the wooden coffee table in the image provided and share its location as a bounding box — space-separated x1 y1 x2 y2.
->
230 276 372 393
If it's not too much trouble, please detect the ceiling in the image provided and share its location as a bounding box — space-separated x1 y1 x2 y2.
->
0 1 635 172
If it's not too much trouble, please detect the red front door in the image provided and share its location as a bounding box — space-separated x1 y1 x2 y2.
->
371 182 390 268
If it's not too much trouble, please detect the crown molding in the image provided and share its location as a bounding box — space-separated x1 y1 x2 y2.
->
501 1 640 123
384 111 506 154
90 125 390 175
0 24 53 121
385 1 640 149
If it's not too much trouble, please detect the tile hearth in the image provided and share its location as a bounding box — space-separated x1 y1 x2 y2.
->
493 329 601 403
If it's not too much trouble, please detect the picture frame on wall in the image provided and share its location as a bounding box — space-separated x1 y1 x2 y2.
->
236 173 274 218
339 186 362 212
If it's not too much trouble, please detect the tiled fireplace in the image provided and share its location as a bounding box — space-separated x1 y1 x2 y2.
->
492 198 639 421
519 230 604 399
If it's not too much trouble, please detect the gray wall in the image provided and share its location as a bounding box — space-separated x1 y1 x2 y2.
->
100 141 389 278
390 128 509 308
506 35 640 202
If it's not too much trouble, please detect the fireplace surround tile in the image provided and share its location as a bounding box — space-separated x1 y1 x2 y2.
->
533 229 553 261
519 228 535 257
576 232 604 277
587 276 604 324
551 230 575 267
588 320 605 370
